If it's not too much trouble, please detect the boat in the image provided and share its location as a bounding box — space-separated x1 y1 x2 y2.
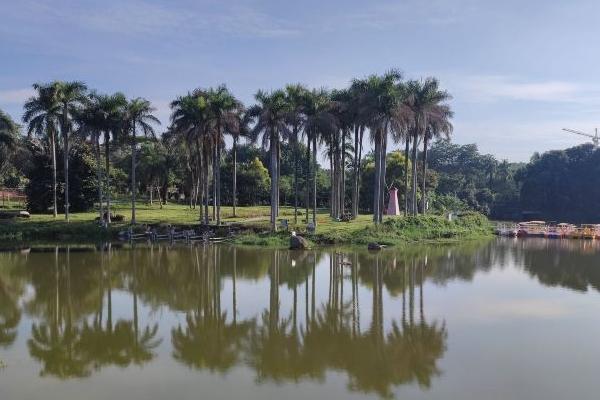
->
581 224 598 240
517 221 547 237
495 223 518 237
557 223 576 238
544 224 563 239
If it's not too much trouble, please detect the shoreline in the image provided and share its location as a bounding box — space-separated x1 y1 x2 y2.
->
0 212 493 248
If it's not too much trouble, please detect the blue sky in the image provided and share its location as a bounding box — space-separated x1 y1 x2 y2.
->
2 0 600 161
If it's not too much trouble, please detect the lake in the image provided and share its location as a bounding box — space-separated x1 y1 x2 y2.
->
1 238 600 400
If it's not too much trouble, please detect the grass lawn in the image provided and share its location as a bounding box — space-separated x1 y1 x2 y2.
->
0 201 492 245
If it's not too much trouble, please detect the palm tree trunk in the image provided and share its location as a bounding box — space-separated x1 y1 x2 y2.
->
420 134 429 214
104 132 112 224
404 136 410 216
356 126 364 215
212 145 216 222
50 128 58 218
62 108 70 221
373 131 381 223
276 140 281 217
203 149 209 224
329 149 335 218
341 130 346 216
352 125 359 218
410 130 419 216
270 136 278 231
305 136 311 223
379 131 387 222
233 137 237 217
131 122 137 224
216 140 221 225
312 135 317 225
95 134 103 222
293 130 299 224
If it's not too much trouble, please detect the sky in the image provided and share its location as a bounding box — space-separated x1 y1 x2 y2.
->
2 0 600 162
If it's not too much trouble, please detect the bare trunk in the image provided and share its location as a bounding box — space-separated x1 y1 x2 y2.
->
373 130 381 223
341 130 346 216
351 125 359 218
104 131 111 224
421 135 429 214
404 136 410 216
62 107 70 221
270 136 278 231
312 135 317 225
305 136 311 222
131 122 137 224
216 139 221 225
276 140 280 217
94 134 103 222
293 129 299 224
379 129 387 222
50 128 58 218
233 138 237 217
410 130 419 216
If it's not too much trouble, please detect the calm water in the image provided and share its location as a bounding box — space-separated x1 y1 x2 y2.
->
1 239 600 399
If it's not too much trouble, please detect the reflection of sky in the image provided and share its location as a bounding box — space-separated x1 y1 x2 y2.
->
3 242 600 400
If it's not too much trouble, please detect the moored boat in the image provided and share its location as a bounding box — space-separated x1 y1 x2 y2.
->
517 221 547 237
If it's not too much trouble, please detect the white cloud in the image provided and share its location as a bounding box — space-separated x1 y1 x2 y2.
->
458 75 587 103
0 88 34 104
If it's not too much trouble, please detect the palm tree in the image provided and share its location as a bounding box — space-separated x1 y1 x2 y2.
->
124 98 160 224
75 92 107 221
420 108 452 213
228 109 250 218
22 85 61 217
303 89 337 226
95 93 127 224
170 90 213 224
247 90 290 231
284 84 309 223
54 81 88 221
351 71 404 223
403 78 452 214
207 85 243 224
1 109 18 150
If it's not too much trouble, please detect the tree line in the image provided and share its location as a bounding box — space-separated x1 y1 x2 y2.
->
0 70 456 229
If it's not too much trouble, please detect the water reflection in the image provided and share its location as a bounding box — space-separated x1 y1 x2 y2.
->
1 238 600 398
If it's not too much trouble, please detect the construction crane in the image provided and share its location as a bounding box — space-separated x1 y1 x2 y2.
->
562 128 599 147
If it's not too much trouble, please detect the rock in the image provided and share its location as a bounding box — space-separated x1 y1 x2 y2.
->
18 210 30 218
368 242 385 251
290 235 310 250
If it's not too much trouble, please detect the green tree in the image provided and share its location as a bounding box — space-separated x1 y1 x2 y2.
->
248 90 291 230
22 85 61 217
54 81 88 221
124 98 160 224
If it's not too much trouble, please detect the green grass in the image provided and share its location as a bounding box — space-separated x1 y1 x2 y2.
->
0 201 493 246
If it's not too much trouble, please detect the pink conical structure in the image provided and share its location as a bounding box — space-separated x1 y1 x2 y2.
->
386 188 400 216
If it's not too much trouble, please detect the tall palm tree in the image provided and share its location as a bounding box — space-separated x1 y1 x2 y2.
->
284 84 308 223
247 90 290 231
54 81 88 221
351 71 404 223
303 89 337 226
124 98 160 224
420 107 452 213
75 92 107 221
207 85 243 225
22 85 61 217
403 78 452 214
95 93 127 224
170 90 213 224
228 109 250 218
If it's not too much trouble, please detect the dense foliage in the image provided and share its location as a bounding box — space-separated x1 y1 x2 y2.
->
24 142 97 213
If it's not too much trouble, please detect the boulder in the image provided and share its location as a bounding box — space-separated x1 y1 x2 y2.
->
368 242 385 251
18 210 31 218
290 235 310 250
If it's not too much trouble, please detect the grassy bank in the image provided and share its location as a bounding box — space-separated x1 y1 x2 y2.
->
0 202 493 246
233 211 493 247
